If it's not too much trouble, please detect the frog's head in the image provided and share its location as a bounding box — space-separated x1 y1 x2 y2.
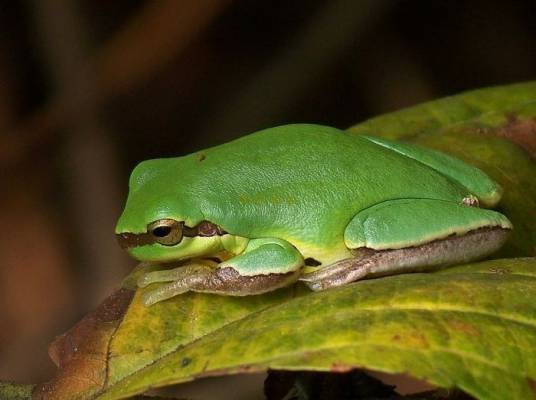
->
115 159 224 263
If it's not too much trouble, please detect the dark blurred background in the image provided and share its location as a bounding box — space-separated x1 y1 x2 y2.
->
1 0 535 384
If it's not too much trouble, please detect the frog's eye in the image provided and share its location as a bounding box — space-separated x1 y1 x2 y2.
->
147 219 183 246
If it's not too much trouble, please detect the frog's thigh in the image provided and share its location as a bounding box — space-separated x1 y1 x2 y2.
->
141 238 304 305
302 199 511 291
362 135 502 207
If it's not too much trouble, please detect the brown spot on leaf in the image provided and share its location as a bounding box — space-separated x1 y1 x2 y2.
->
238 365 254 372
528 378 536 395
197 153 206 162
410 332 429 349
330 362 355 373
181 357 192 368
94 288 135 323
33 288 134 400
497 114 536 158
388 332 429 349
449 320 481 337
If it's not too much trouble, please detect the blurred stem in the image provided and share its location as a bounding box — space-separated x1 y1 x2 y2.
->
30 0 130 307
2 0 231 167
95 0 232 99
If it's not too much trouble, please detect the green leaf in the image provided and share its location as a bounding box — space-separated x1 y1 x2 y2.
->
105 267 302 388
33 82 536 400
349 81 536 257
0 382 35 400
95 258 536 400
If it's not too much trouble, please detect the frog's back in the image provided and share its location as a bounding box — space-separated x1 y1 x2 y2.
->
153 124 470 243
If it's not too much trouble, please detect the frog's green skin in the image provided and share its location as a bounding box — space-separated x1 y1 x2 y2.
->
115 124 512 305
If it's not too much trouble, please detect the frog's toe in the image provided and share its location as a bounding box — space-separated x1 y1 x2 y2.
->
138 268 187 288
300 257 370 291
141 281 190 306
137 260 219 288
137 272 158 288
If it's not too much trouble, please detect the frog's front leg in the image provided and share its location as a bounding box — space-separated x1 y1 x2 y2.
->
139 238 304 305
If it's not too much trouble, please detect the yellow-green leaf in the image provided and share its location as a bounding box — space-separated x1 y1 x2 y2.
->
96 258 536 400
33 82 536 400
0 382 34 400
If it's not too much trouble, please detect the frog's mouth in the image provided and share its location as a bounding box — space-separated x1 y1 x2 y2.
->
116 220 227 249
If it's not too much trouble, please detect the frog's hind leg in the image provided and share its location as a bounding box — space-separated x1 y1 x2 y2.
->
300 199 511 291
362 135 502 207
301 228 508 291
139 238 304 305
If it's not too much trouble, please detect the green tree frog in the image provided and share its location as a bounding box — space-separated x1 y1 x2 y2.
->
116 124 512 305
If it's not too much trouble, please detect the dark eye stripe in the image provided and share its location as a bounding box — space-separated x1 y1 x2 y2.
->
116 231 155 248
116 220 227 249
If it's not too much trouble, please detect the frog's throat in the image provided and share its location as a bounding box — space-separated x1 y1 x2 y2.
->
116 220 227 249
